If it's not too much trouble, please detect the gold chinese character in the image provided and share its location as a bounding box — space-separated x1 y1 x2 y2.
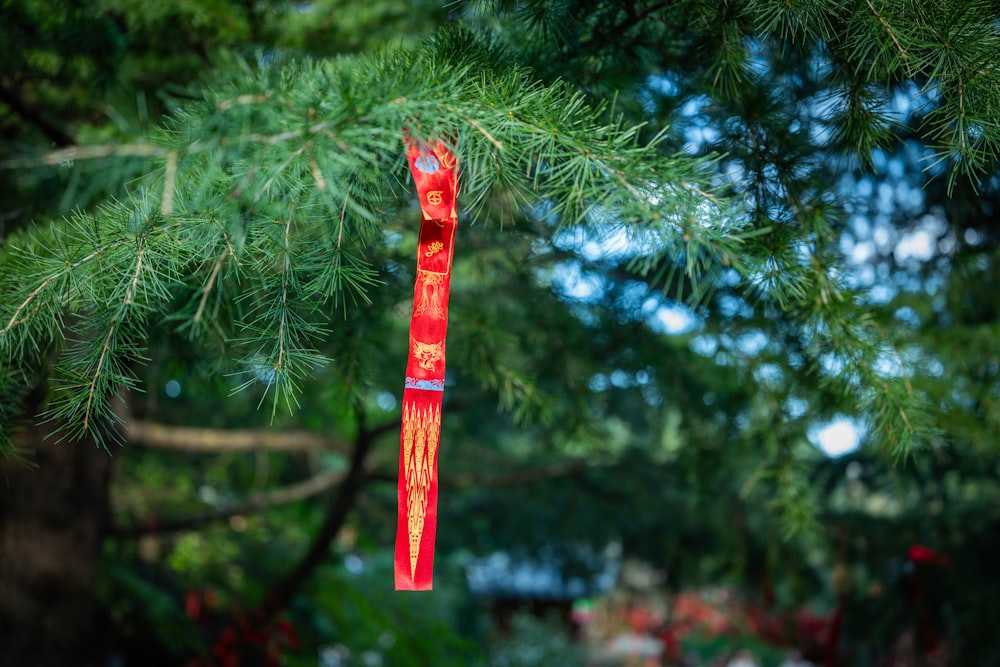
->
424 241 444 257
426 190 443 206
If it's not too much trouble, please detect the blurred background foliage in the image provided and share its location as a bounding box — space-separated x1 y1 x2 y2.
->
1 1 999 666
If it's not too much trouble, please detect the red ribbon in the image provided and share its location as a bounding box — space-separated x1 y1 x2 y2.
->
394 134 458 590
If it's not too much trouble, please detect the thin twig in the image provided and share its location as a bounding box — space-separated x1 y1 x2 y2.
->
160 151 178 216
464 116 504 149
866 0 909 60
244 122 331 146
256 146 306 202
123 236 146 307
0 143 167 168
83 236 146 430
82 325 116 432
2 245 116 335
216 92 272 111
3 221 182 337
2 122 332 170
678 180 720 203
194 248 228 323
275 219 292 377
337 196 348 250
593 157 644 199
309 158 326 191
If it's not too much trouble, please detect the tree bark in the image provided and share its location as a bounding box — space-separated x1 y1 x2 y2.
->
0 420 113 667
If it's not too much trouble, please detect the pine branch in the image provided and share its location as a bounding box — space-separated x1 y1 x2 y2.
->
2 246 107 337
193 245 229 324
4 25 956 450
1 30 744 441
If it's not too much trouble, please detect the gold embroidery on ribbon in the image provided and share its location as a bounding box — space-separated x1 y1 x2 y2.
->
424 241 444 257
426 191 443 206
436 148 457 170
411 339 443 371
402 402 441 580
414 269 447 318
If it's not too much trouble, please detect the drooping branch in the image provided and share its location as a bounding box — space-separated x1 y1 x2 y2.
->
114 412 403 540
125 419 350 455
0 142 166 169
110 469 345 537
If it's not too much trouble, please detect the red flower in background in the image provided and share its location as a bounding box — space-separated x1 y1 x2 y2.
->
908 544 950 568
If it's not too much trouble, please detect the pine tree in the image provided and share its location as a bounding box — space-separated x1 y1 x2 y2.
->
1 30 746 447
2 1 999 665
10 0 997 451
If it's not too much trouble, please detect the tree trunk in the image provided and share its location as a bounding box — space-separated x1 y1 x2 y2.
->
0 420 113 667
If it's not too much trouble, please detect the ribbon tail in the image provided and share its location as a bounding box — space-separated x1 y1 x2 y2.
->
394 394 442 590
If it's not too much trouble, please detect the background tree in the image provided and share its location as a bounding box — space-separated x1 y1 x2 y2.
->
2 1 998 666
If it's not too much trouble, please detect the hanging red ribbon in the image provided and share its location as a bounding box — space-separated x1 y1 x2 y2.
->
394 133 458 590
